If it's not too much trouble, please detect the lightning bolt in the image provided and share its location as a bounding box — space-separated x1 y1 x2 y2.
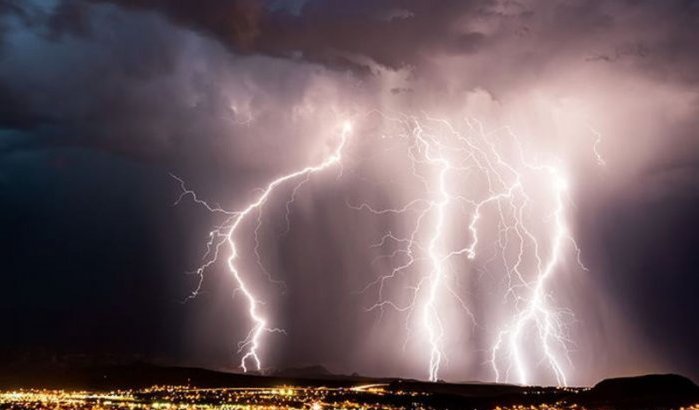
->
355 113 600 383
489 163 574 386
174 121 352 372
586 123 607 167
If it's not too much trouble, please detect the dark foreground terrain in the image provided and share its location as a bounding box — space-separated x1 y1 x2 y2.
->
0 361 697 409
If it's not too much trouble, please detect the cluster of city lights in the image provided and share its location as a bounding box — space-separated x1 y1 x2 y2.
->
5 385 690 409
0 384 427 410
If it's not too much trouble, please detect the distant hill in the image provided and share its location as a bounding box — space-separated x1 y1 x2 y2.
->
578 374 699 408
0 359 382 390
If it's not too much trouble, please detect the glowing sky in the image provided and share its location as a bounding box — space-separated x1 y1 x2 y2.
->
1 0 698 386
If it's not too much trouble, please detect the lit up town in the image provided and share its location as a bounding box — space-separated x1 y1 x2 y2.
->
2 381 697 409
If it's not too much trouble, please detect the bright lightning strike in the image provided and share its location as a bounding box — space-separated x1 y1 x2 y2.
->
174 121 352 372
489 163 575 386
354 113 600 384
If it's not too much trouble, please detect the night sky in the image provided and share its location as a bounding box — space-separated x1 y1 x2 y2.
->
1 0 698 386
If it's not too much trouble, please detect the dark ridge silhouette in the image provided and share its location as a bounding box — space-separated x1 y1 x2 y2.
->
0 361 378 391
578 374 699 408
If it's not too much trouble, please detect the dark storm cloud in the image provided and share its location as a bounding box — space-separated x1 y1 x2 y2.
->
0 0 89 46
90 0 699 84
555 1 699 85
0 0 250 179
0 2 167 143
0 0 364 177
0 1 92 137
45 0 92 39
2 0 698 163
94 0 493 70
